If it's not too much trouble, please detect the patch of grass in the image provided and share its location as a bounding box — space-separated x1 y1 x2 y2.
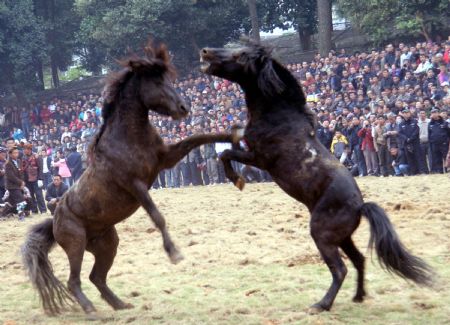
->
0 175 449 324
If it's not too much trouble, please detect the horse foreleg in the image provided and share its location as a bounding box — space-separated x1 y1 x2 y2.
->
220 149 258 190
131 180 183 264
162 132 240 169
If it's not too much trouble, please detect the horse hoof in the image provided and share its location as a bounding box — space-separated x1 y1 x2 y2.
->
231 126 245 143
235 177 245 191
307 304 328 315
169 250 184 264
352 295 364 303
115 302 134 310
85 312 99 321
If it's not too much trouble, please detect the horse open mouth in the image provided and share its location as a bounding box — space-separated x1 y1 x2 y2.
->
199 55 211 73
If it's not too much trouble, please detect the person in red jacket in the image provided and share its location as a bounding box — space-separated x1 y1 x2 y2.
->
357 120 379 175
39 105 51 124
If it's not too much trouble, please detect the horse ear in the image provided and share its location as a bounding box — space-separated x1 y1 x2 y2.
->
155 43 171 65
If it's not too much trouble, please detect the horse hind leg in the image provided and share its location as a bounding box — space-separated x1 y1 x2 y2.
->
309 239 347 313
55 220 96 315
340 237 366 302
87 226 133 310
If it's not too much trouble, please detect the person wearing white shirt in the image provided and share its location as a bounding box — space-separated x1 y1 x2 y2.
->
414 54 433 75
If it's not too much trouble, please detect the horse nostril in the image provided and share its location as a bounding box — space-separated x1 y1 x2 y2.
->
202 49 208 54
180 104 188 113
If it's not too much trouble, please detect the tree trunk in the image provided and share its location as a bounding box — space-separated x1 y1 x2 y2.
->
48 0 59 88
317 0 332 57
35 59 45 90
247 0 260 42
50 56 60 88
298 29 312 51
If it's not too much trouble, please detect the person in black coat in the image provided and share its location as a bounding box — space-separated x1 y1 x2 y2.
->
45 174 69 215
390 146 409 176
66 146 83 182
428 109 450 173
346 117 367 176
398 108 426 175
4 147 30 218
317 121 334 151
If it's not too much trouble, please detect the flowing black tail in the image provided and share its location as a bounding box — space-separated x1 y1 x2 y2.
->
21 218 74 315
361 202 434 286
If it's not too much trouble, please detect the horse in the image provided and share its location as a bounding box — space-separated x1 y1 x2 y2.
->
21 41 238 318
200 40 434 313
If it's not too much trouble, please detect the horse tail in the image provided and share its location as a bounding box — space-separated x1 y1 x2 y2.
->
21 218 74 314
361 202 434 286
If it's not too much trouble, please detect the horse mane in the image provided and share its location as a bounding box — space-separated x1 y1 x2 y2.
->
239 39 314 126
89 40 176 158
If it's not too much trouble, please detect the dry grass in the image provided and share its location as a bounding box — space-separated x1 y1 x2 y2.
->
0 175 449 325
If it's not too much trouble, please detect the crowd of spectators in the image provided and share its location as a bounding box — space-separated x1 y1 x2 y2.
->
1 40 450 218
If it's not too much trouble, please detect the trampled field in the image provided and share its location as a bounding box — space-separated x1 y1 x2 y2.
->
0 175 449 325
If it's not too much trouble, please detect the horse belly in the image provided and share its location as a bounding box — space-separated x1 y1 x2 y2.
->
58 178 141 229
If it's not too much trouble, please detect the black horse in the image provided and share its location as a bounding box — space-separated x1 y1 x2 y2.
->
200 41 434 313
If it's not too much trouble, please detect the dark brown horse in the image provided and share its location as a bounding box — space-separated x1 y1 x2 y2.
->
200 41 434 313
21 41 238 317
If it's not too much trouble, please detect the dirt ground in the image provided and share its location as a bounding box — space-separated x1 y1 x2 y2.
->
0 175 449 325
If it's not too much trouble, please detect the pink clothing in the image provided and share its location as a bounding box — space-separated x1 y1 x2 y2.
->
53 159 72 178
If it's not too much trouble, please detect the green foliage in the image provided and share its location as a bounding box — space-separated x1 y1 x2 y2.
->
75 0 249 72
336 0 450 43
0 0 47 97
259 0 317 35
60 66 91 82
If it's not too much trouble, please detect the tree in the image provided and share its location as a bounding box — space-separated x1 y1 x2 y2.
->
75 0 249 73
259 0 318 51
336 0 450 43
247 0 260 42
317 0 332 56
0 0 47 100
34 0 80 88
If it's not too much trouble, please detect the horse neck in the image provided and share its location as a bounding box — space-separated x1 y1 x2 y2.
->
111 100 154 138
241 84 273 120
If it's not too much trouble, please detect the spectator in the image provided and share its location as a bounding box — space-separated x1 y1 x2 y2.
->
4 147 28 218
66 146 83 182
398 108 425 175
390 146 409 176
0 147 6 199
39 148 53 189
45 174 69 215
330 130 348 159
317 120 334 150
428 108 450 173
358 120 378 175
22 144 46 214
373 115 391 176
51 151 72 187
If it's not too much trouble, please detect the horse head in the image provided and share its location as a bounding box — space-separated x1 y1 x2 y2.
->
200 38 286 97
103 40 189 120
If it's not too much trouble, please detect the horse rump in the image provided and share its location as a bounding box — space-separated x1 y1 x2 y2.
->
361 202 435 286
21 218 75 315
